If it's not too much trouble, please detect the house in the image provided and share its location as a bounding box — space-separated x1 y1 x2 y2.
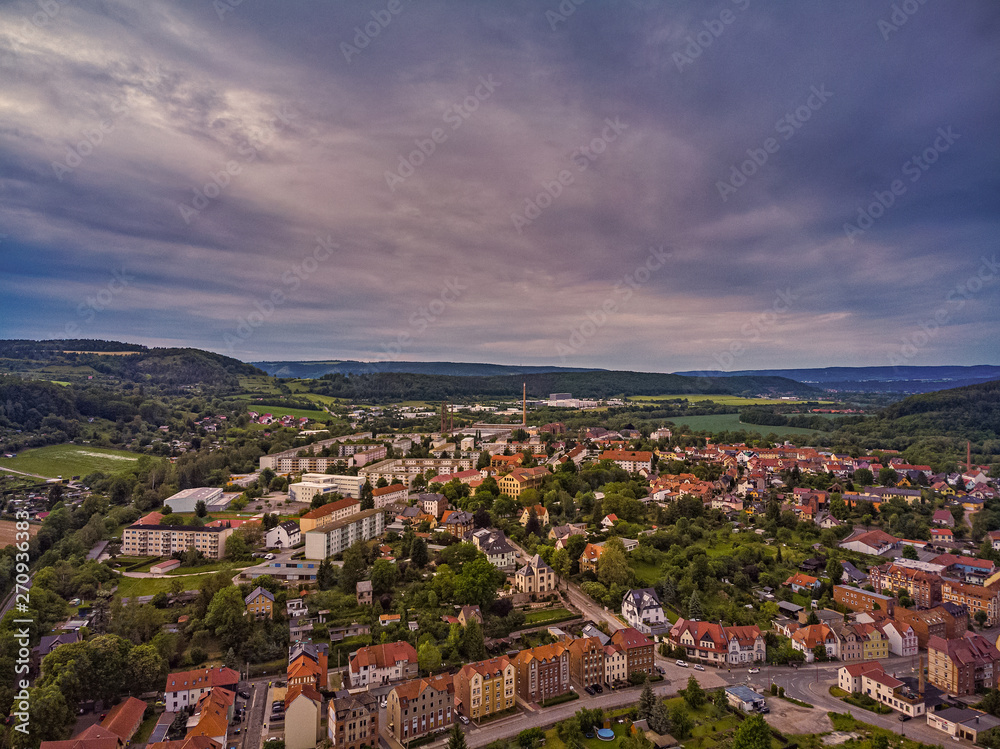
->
185 687 234 746
515 554 557 596
928 707 1000 742
440 510 475 537
567 637 605 688
499 468 550 497
579 543 604 573
164 667 239 712
837 662 925 718
32 631 81 671
621 588 669 636
265 520 301 549
549 523 587 543
931 528 954 543
933 509 956 527
879 620 918 657
669 619 765 665
725 685 767 713
328 692 378 749
380 613 402 627
603 643 628 685
791 624 840 661
418 492 448 519
348 641 418 687
514 643 571 703
458 605 482 626
288 641 329 691
609 627 655 678
784 573 821 595
98 697 148 744
467 528 518 570
599 450 653 473
387 674 455 743
243 586 275 620
928 633 1000 695
454 657 517 721
284 685 323 749
356 580 372 606
840 561 868 585
839 528 900 556
601 514 619 529
519 504 550 527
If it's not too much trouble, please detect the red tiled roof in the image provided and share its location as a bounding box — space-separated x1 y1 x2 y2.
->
100 697 147 741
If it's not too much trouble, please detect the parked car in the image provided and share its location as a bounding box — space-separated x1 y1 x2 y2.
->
748 668 760 674
459 715 470 725
898 714 911 722
758 706 770 714
264 553 275 560
676 660 688 667
380 697 387 709
584 686 595 695
238 690 251 699
593 684 603 693
655 666 665 675
693 664 705 671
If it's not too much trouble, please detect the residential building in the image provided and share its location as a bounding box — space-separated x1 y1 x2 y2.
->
164 667 239 712
515 554 557 595
514 643 571 703
467 528 518 570
348 641 418 687
834 585 895 615
458 605 482 626
328 693 378 749
837 662 925 718
567 637 605 688
454 657 517 721
855 623 890 660
356 580 373 606
418 493 449 519
288 642 329 691
791 624 840 661
895 606 967 648
360 458 476 488
299 497 361 533
928 707 1000 742
284 685 323 749
498 468 550 497
387 674 455 744
941 579 1000 626
288 473 365 503
879 620 918 657
603 644 628 685
928 633 1000 695
839 528 900 556
440 510 474 537
784 573 821 595
373 483 408 508
669 619 765 665
621 588 668 636
99 697 148 745
870 561 943 608
725 685 767 713
548 523 587 543
304 507 386 559
579 543 604 574
121 523 233 559
519 504 550 527
243 586 274 619
185 687 233 747
609 627 654 677
265 520 301 549
599 450 653 473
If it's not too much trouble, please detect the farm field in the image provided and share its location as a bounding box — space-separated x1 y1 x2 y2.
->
0 444 141 478
664 413 833 437
628 394 837 406
246 406 330 420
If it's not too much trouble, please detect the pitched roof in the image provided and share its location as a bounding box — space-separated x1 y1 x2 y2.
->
285 684 323 709
349 641 418 673
610 627 653 651
301 497 359 519
373 483 407 496
458 656 512 679
392 673 454 704
100 697 148 741
244 586 274 605
165 667 239 694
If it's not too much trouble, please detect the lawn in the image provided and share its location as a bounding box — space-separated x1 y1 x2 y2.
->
523 607 575 625
630 560 662 586
116 571 228 598
0 444 142 478
165 561 251 576
662 413 834 437
247 406 330 420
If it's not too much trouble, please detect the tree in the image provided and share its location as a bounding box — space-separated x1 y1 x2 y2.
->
411 537 429 568
976 610 989 628
713 687 729 715
447 721 468 749
525 510 541 538
463 618 487 661
556 717 586 749
878 467 898 486
371 559 400 596
418 641 442 674
205 586 252 652
902 544 919 560
854 468 874 487
825 556 842 582
688 591 703 620
552 548 571 582
360 481 374 510
195 499 207 517
669 705 692 740
456 556 505 609
649 699 673 734
870 735 888 749
340 541 368 593
638 682 657 721
597 536 631 588
682 675 705 709
317 558 337 590
812 643 828 662
127 643 168 695
732 713 771 749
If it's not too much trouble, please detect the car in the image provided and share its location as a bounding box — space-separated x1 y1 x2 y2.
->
238 690 251 700
748 668 760 674
693 664 705 671
584 686 595 695
233 728 241 735
758 706 770 714
676 660 688 667
380 698 387 709
593 684 603 693
264 553 275 560
655 666 665 675
898 714 911 722
459 715 470 725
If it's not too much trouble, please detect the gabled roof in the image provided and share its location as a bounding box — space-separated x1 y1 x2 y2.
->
610 627 652 651
165 667 239 694
244 586 274 605
392 673 454 704
349 641 418 673
100 697 148 741
285 684 323 709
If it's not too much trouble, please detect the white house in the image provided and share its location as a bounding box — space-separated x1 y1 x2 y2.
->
621 588 668 636
880 620 918 657
163 666 239 712
266 520 301 549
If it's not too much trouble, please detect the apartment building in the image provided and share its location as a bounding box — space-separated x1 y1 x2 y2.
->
387 674 455 744
834 585 895 614
372 483 407 508
567 637 605 688
497 467 550 497
454 657 516 721
515 554 557 595
928 634 1000 695
164 667 239 712
941 579 1000 626
304 508 386 560
598 450 653 473
121 523 233 559
360 457 475 487
348 642 418 687
669 619 765 665
609 627 655 677
299 497 361 533
288 473 364 505
514 643 571 703
870 562 943 608
328 693 378 749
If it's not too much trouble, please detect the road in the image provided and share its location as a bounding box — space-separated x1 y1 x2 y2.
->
238 678 268 749
0 572 33 619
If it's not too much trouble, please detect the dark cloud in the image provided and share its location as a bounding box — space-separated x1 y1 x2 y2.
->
1 0 998 369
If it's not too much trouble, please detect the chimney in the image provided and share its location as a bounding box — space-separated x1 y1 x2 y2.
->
918 654 924 696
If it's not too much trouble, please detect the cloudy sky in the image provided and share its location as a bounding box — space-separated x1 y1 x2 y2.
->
1 0 998 371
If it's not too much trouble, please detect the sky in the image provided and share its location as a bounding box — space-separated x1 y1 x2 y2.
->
1 0 999 372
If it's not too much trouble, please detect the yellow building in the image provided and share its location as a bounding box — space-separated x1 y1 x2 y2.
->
244 586 274 620
454 657 516 721
858 624 889 660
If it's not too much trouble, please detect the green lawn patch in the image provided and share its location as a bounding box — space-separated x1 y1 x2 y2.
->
247 406 328 420
116 571 226 598
828 686 849 698
133 710 159 744
166 561 250 575
523 607 575 625
660 413 832 438
0 443 142 478
629 560 661 586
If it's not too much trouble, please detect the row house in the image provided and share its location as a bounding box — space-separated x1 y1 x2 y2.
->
928 633 1000 696
609 627 656 677
387 674 454 744
895 606 968 648
837 662 925 718
514 643 571 703
870 562 943 608
834 585 895 615
454 657 517 721
567 637 605 688
164 667 239 713
328 693 378 749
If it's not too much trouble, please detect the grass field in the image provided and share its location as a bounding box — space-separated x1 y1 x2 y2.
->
247 405 330 420
116 570 227 598
0 444 141 478
663 413 833 437
629 394 836 406
523 607 574 624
